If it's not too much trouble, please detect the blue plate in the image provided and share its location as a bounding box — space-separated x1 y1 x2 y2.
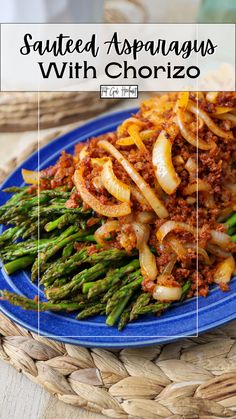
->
0 108 235 348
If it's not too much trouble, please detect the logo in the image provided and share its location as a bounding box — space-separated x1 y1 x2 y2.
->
100 85 138 99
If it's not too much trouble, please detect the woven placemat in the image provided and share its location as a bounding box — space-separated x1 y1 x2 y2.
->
0 312 236 418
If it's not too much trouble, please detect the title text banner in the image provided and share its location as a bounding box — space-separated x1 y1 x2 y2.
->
1 24 235 91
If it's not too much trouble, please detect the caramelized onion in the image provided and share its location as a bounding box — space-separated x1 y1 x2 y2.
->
153 275 182 301
91 157 109 167
186 197 196 205
132 222 158 280
94 220 119 249
214 106 234 115
176 109 215 150
136 211 155 224
22 169 39 185
162 255 177 274
116 129 158 146
176 93 216 149
185 243 212 265
210 230 233 248
185 157 197 179
206 92 218 103
132 222 149 248
73 168 131 217
79 146 88 161
130 185 150 208
188 101 234 140
156 221 196 242
92 176 103 191
214 256 235 284
177 91 189 110
203 191 215 209
127 124 147 151
217 208 235 222
216 113 236 125
224 183 236 193
166 236 211 264
196 247 212 265
207 243 232 259
152 128 181 195
101 159 130 203
118 117 145 136
98 140 169 218
183 179 212 195
173 155 185 165
167 235 187 260
139 243 158 281
116 137 134 146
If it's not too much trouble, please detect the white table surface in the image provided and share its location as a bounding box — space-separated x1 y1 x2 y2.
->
0 359 106 419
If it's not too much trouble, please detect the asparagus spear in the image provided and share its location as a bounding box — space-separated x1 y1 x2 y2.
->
118 308 132 330
87 259 140 299
0 290 86 312
30 205 90 218
130 293 151 321
14 194 50 208
3 187 70 200
4 255 35 275
31 226 88 279
40 189 71 199
41 248 89 284
0 195 52 222
228 226 236 236
62 242 74 258
0 187 29 212
45 262 111 301
106 292 133 326
134 302 170 315
0 226 27 246
76 303 106 320
2 186 29 194
41 230 95 266
41 248 127 284
45 277 69 289
106 274 143 315
0 238 53 262
82 282 94 294
181 280 192 301
44 214 78 232
21 218 49 240
226 213 236 229
129 281 190 321
80 234 96 242
37 225 81 264
101 270 141 303
101 282 122 303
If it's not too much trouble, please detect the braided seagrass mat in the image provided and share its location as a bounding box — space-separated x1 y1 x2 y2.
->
0 311 236 418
